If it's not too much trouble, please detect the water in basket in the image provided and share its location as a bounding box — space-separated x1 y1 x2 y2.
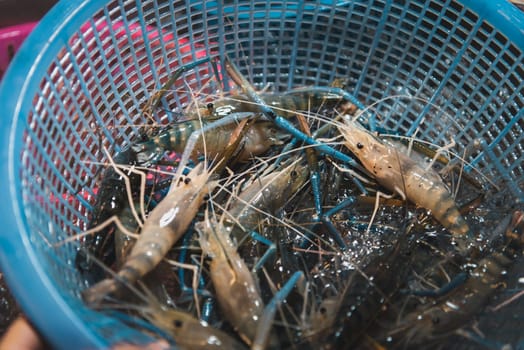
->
0 0 523 349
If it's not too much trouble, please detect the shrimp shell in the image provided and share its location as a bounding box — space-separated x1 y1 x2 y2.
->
83 163 217 304
227 158 309 234
195 214 268 347
338 119 470 236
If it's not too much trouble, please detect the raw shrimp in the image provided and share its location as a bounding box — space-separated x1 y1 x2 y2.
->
133 116 286 166
226 158 309 238
82 162 218 304
191 159 308 348
139 298 248 350
338 118 471 237
76 112 286 278
195 211 270 347
196 207 305 350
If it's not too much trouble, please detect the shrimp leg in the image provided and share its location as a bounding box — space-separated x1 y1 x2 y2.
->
249 231 277 273
176 229 211 298
252 271 305 350
223 57 366 174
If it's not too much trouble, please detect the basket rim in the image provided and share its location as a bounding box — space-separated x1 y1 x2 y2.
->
0 2 111 349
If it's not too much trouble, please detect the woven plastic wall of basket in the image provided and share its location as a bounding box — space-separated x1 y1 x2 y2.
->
0 0 522 349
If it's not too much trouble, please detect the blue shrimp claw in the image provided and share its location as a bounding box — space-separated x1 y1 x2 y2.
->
252 271 304 350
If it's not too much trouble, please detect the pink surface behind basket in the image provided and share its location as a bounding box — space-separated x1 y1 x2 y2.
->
0 21 37 79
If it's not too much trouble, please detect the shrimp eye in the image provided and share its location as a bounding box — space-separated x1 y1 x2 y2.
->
203 194 210 201
173 319 183 328
290 170 298 178
356 142 364 149
206 102 214 110
184 177 191 185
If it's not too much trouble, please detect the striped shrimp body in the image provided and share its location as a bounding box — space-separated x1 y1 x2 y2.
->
82 163 217 304
196 213 268 347
133 117 286 166
338 118 470 237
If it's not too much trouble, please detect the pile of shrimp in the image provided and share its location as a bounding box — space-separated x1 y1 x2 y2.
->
66 56 524 350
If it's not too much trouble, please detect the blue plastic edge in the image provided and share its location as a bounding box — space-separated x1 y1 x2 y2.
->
0 0 111 349
459 0 524 47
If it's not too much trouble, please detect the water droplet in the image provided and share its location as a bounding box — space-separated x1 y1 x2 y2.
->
207 336 221 346
498 87 510 99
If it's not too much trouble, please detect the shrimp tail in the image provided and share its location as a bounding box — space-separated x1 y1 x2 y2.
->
431 191 471 235
82 278 119 305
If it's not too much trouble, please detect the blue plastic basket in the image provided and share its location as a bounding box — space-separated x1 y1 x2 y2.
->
0 0 523 348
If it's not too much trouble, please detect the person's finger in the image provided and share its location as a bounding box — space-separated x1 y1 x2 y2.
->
0 316 45 350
